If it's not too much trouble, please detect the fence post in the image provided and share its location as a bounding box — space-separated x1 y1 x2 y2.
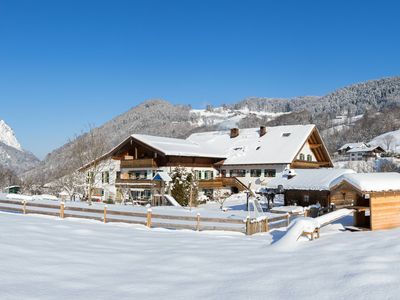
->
196 213 201 231
286 214 290 227
23 200 26 214
263 218 269 232
304 209 308 218
103 205 107 223
60 202 65 219
245 217 251 235
146 208 152 228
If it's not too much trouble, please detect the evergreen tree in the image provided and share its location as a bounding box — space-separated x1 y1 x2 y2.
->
170 167 198 206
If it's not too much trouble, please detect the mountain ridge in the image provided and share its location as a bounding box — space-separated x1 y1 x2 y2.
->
15 75 400 183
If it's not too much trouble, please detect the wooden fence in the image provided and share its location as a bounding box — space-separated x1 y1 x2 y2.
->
0 199 290 235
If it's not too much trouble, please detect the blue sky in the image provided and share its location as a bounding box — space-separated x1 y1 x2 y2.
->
0 0 399 159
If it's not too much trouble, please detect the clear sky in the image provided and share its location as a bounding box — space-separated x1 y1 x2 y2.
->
0 0 399 159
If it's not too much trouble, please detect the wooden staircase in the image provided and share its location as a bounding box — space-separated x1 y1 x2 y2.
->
198 177 250 192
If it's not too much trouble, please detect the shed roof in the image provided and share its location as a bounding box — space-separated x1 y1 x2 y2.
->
330 172 400 192
266 168 356 191
153 171 172 182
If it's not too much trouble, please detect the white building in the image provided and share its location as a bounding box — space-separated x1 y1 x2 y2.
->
79 124 333 203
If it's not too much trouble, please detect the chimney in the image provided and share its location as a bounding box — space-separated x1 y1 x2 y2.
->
230 128 239 138
259 126 267 137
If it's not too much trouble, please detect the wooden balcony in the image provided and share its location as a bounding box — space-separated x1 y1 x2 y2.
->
291 160 332 169
120 158 158 169
115 179 162 189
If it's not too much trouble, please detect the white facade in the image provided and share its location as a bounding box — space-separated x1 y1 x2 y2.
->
296 142 317 162
220 164 288 190
84 159 120 201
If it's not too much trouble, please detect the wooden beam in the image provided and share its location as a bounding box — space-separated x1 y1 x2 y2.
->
309 144 322 149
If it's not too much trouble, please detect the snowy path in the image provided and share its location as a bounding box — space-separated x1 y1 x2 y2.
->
1 212 400 299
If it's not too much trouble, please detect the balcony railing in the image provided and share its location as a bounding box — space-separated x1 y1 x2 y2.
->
115 178 162 189
120 158 158 169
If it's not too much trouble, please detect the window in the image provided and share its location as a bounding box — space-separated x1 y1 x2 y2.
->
250 169 262 177
86 172 94 184
221 169 227 177
128 170 147 180
264 169 276 177
299 153 305 161
194 170 201 180
307 154 312 162
303 195 310 203
282 133 291 137
230 169 246 177
203 171 214 180
102 171 110 184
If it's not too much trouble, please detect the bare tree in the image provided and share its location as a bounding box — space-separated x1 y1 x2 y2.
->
70 125 111 205
382 134 395 152
378 159 399 172
53 171 85 201
0 166 20 190
214 189 231 210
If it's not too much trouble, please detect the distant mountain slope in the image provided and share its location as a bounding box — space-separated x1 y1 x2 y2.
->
231 77 400 116
22 76 400 182
301 77 400 115
0 120 22 151
0 120 40 174
370 129 400 152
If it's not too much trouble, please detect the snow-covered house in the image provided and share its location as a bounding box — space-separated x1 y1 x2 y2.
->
330 172 400 230
79 134 225 202
188 125 333 190
337 142 385 161
347 145 385 161
79 124 333 203
337 143 366 155
265 168 355 208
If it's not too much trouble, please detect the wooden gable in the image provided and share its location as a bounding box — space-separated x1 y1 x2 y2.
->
290 127 333 169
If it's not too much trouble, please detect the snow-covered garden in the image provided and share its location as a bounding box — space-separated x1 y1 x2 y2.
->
1 211 400 299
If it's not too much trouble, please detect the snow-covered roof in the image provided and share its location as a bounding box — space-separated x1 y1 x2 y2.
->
346 145 384 153
330 172 400 192
338 142 366 151
187 125 317 165
153 171 172 182
131 134 225 158
266 168 356 191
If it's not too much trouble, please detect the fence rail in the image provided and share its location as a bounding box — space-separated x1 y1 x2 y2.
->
0 199 291 235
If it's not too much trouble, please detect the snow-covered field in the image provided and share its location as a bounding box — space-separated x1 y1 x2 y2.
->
1 212 400 299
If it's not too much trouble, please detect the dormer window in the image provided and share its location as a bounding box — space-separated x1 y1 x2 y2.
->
282 133 291 137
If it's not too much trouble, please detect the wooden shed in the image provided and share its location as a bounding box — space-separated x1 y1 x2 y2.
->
266 168 355 209
330 172 400 230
